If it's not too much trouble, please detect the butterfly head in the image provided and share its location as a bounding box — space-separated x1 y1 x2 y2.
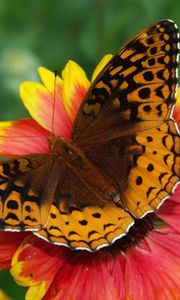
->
48 134 78 159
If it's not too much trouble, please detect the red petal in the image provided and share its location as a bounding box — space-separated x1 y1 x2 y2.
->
119 218 180 300
142 228 180 299
44 252 119 300
0 118 50 157
12 235 121 300
0 232 28 269
11 235 70 287
157 184 180 231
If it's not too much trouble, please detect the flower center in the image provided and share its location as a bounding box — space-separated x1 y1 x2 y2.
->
109 213 156 252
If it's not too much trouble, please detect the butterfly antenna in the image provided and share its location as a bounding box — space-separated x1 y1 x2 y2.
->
52 70 58 136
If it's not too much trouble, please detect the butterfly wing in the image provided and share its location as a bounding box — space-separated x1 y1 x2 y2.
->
36 168 134 251
72 20 179 146
0 154 62 231
83 119 180 219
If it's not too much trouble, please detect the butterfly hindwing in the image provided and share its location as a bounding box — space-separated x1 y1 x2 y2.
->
122 120 180 216
35 169 134 251
83 120 180 219
72 20 179 145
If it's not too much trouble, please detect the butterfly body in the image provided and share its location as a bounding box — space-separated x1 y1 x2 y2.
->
49 135 121 205
0 20 179 251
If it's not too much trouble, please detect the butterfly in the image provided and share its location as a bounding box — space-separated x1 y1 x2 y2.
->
0 19 179 252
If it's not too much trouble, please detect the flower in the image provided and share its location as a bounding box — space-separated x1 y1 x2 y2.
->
0 56 180 300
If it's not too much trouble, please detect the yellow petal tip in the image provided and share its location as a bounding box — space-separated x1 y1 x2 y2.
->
25 282 47 300
91 54 113 82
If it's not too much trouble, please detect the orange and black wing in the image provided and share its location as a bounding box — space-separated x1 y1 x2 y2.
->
0 154 60 231
72 20 179 146
84 119 180 219
36 168 134 252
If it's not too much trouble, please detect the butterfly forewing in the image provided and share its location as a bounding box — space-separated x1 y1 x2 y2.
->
0 154 60 231
72 20 179 145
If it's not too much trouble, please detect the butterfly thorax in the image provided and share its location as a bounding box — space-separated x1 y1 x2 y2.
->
48 135 121 205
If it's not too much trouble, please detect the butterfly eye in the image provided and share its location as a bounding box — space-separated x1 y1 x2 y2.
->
67 149 73 155
62 144 74 156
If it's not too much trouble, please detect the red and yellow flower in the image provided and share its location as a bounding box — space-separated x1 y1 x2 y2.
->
0 56 180 300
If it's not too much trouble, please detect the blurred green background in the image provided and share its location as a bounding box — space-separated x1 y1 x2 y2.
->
0 0 180 299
